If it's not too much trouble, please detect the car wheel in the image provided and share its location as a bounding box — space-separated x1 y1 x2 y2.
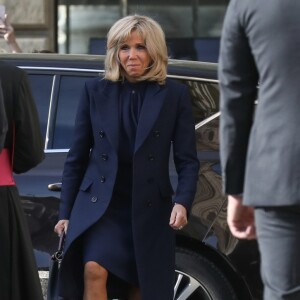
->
174 247 238 300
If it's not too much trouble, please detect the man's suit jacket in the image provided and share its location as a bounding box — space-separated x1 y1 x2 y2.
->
58 77 199 299
219 0 300 206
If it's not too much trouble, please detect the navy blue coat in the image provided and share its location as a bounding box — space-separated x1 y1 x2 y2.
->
58 77 199 300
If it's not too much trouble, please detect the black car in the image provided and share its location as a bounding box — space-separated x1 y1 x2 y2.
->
0 53 262 300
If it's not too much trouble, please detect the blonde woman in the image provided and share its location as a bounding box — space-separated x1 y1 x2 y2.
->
55 15 199 300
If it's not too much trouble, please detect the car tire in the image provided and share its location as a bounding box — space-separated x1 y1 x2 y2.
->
175 247 239 300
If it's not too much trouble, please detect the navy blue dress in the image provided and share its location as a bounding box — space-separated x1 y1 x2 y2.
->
82 80 147 288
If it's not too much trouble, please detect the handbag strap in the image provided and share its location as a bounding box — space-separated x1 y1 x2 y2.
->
58 231 65 252
52 231 65 262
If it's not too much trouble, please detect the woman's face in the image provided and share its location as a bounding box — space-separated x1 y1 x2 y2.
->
118 30 152 82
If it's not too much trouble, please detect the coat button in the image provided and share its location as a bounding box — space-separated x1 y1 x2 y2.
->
101 154 108 161
100 176 106 183
148 154 155 161
91 196 98 203
99 130 105 138
153 130 160 138
147 200 152 207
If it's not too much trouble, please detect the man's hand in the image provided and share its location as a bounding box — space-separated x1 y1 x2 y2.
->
227 195 256 240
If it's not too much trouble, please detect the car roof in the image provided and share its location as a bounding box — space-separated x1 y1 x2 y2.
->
0 53 218 81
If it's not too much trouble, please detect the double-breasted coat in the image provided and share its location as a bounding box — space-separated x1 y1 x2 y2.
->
58 77 199 300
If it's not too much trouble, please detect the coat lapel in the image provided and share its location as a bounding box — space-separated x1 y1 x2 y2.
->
94 80 119 153
134 82 168 152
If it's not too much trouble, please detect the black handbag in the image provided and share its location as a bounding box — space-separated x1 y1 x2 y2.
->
47 231 65 300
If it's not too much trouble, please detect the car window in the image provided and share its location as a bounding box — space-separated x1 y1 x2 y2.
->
27 74 53 142
174 79 220 152
171 79 220 152
188 81 220 151
187 81 219 123
52 75 97 149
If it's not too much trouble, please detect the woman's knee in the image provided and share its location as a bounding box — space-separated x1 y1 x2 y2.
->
84 261 108 283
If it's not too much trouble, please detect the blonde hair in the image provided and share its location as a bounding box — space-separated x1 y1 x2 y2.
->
104 15 168 85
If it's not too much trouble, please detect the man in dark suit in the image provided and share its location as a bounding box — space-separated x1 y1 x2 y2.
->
219 1 300 299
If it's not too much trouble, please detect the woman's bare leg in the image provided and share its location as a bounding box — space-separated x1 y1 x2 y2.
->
83 261 108 300
128 286 142 300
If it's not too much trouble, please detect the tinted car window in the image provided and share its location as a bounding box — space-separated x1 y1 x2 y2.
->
188 81 219 123
28 74 53 141
176 79 220 152
53 75 98 149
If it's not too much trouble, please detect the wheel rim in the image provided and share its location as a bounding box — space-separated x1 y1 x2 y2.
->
174 270 213 300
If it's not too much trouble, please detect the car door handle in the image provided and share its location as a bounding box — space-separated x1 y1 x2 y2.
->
48 182 62 191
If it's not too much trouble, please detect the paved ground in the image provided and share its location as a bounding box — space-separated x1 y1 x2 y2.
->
39 272 119 300
39 271 49 300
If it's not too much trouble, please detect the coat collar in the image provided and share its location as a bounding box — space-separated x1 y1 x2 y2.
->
94 79 167 153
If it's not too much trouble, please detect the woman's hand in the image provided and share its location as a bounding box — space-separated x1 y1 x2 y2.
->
54 219 69 236
169 203 188 230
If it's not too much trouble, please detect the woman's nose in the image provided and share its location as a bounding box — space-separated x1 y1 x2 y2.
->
128 48 137 58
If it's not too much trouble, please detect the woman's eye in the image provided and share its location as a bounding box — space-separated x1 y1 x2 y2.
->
120 45 129 50
137 45 146 50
